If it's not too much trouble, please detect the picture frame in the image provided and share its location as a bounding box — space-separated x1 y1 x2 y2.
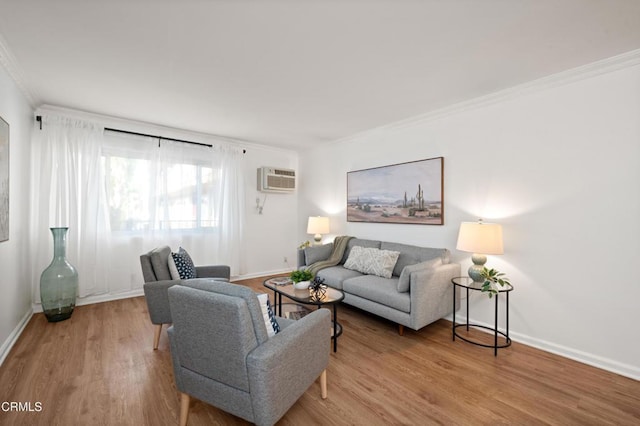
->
0 116 8 242
347 157 444 225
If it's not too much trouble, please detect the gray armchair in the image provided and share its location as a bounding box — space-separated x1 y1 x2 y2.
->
167 279 331 426
140 246 230 349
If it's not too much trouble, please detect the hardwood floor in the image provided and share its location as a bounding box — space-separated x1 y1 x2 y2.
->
1 275 639 425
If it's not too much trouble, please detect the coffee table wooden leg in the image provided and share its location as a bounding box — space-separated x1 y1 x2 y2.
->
320 370 327 399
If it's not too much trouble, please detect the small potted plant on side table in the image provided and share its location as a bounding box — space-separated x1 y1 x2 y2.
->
290 270 313 290
480 267 511 298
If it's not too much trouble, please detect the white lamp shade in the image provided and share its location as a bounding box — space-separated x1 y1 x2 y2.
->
307 216 330 234
456 221 504 255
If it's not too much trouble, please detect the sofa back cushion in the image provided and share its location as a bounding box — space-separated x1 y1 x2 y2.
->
380 242 450 277
397 258 443 292
341 238 381 264
304 243 333 265
148 246 173 281
168 284 258 392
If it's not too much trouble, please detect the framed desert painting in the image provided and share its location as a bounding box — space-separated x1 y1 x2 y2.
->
0 116 8 241
347 157 443 225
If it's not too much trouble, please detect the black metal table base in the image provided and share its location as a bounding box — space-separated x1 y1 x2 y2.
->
453 324 512 351
273 290 342 352
452 277 512 356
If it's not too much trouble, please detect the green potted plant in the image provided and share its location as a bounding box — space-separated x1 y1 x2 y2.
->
480 267 511 298
290 269 313 290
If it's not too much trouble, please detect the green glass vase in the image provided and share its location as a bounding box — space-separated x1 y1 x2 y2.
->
40 227 78 322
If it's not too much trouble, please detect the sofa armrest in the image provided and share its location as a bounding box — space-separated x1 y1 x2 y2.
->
143 279 179 325
297 248 307 268
166 326 184 390
247 308 331 425
195 265 231 280
409 262 461 330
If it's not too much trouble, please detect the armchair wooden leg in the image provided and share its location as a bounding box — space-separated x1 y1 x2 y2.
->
320 370 327 399
153 324 163 350
398 324 404 336
179 392 190 426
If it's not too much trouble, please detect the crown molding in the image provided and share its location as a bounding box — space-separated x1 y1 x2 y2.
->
0 32 37 107
332 48 640 146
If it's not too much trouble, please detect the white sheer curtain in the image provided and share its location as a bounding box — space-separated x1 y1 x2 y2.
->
30 115 111 301
30 113 245 304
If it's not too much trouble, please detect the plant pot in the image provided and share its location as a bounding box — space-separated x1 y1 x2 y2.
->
293 280 310 290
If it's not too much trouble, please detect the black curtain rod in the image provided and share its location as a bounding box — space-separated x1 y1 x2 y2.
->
35 116 246 154
104 127 215 148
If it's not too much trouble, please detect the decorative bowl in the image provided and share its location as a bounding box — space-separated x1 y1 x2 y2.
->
293 280 310 290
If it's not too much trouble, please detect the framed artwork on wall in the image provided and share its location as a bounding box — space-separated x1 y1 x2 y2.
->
347 157 444 225
0 116 8 241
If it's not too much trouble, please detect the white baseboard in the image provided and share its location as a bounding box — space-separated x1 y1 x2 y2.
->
232 268 291 281
31 289 145 313
0 308 34 367
28 274 287 314
509 331 640 382
446 314 640 381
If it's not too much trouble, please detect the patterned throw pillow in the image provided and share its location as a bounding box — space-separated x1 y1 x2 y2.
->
257 293 281 337
170 247 197 279
168 255 180 279
343 246 401 279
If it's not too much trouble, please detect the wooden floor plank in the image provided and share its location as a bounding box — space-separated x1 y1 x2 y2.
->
0 275 638 425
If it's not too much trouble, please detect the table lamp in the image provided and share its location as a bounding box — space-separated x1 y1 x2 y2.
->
456 219 504 283
307 216 330 245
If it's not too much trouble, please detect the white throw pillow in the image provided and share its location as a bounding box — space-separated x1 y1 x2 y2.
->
344 246 401 279
257 293 280 337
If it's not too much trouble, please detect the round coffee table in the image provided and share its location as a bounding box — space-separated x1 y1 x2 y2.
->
263 277 344 352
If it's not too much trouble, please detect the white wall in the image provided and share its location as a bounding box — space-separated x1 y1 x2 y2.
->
0 64 34 364
241 146 299 277
30 105 300 282
298 58 640 379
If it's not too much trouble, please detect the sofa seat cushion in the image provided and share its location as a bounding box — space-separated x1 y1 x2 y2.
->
342 275 410 313
316 266 363 290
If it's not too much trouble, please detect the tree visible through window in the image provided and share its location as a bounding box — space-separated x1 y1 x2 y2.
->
102 153 219 232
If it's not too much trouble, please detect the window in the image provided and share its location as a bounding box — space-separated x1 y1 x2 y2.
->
101 135 220 232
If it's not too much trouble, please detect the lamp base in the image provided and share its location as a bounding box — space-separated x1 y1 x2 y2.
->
313 234 322 246
468 253 487 283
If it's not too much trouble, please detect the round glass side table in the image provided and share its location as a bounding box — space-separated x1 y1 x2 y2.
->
451 276 513 356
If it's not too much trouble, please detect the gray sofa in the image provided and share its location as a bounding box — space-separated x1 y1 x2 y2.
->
297 238 460 335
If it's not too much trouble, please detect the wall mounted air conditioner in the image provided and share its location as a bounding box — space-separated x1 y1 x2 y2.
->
257 167 296 192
